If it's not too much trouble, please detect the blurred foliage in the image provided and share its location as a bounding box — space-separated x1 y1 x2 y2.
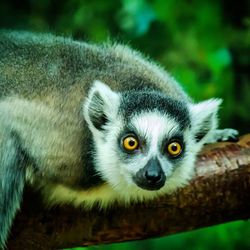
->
0 0 249 249
73 221 250 250
0 0 249 132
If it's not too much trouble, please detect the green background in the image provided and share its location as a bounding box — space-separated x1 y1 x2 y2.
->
1 0 249 249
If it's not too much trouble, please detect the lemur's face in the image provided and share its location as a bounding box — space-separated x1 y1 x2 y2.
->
113 112 188 191
84 81 220 200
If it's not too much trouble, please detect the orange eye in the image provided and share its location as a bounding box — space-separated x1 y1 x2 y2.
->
167 141 182 157
123 136 139 151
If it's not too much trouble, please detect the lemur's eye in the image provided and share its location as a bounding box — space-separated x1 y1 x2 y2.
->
123 136 139 151
167 141 182 157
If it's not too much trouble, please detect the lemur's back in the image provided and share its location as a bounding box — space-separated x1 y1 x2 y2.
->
0 30 189 102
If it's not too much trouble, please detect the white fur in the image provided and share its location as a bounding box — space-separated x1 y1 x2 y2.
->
131 112 178 155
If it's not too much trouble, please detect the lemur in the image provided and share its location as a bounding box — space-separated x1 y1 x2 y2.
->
0 31 238 248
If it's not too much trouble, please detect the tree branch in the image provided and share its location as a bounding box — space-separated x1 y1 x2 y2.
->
7 134 250 250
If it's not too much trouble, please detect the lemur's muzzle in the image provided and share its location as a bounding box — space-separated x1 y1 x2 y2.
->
133 157 166 191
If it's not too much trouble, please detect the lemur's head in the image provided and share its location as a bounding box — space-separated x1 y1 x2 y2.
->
84 81 221 201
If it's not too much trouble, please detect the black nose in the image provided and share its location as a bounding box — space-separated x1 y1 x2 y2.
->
145 168 162 183
133 157 166 191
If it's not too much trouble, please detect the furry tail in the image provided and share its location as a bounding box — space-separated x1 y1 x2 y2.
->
0 133 26 249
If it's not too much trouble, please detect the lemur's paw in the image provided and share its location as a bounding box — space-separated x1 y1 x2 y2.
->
216 129 239 142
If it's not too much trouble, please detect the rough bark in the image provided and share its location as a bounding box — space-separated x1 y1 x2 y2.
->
7 134 250 250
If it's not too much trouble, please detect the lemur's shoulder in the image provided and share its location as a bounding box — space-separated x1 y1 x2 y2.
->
0 30 189 101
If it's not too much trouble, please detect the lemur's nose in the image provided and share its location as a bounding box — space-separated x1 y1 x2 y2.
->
133 157 166 191
145 168 162 183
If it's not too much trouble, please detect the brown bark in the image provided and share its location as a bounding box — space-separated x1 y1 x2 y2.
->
7 134 250 250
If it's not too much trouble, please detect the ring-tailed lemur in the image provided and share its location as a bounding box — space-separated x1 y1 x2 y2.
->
0 30 238 248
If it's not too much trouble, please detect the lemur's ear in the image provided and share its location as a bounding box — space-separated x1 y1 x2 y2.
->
189 99 222 142
84 80 120 133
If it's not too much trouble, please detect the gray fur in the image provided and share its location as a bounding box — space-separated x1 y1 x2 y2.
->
0 130 26 249
0 30 238 247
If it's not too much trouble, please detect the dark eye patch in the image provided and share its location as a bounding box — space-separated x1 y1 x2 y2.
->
161 134 185 161
117 125 149 157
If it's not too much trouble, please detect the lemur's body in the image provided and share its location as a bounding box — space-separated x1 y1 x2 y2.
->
0 31 238 248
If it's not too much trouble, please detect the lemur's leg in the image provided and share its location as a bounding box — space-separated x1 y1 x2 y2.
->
0 129 26 249
206 129 239 143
